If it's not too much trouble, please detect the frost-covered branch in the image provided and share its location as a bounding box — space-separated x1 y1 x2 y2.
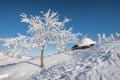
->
56 28 81 53
3 33 35 54
20 9 78 52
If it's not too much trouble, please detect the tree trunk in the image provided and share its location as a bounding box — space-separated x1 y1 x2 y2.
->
40 48 44 68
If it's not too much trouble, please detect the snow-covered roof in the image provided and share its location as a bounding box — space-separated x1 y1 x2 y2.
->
78 36 96 47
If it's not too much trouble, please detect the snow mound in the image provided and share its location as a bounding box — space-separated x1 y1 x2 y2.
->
34 40 120 80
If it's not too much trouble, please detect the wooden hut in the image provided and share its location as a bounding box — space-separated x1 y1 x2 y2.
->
72 36 96 50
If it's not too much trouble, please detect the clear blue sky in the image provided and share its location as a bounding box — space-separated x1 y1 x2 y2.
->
0 0 120 55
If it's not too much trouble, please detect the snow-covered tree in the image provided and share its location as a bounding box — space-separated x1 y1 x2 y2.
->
108 33 114 40
102 33 107 42
20 9 79 67
115 32 120 38
56 28 80 53
3 33 36 55
97 34 101 43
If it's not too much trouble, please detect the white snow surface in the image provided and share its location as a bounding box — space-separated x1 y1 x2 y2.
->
0 40 120 80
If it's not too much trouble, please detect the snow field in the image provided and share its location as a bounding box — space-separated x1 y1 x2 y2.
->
0 40 120 80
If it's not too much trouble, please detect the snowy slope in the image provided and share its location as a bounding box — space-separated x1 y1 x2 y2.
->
0 40 120 80
34 40 120 80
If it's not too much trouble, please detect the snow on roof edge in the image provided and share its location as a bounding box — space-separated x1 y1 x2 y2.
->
78 36 96 47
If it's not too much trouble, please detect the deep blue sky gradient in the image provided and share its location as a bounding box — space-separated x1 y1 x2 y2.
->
0 0 120 55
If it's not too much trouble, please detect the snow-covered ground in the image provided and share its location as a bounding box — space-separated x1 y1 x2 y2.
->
0 52 72 80
0 40 120 80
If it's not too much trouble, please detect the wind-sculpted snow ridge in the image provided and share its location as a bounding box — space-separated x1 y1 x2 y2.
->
33 40 120 80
